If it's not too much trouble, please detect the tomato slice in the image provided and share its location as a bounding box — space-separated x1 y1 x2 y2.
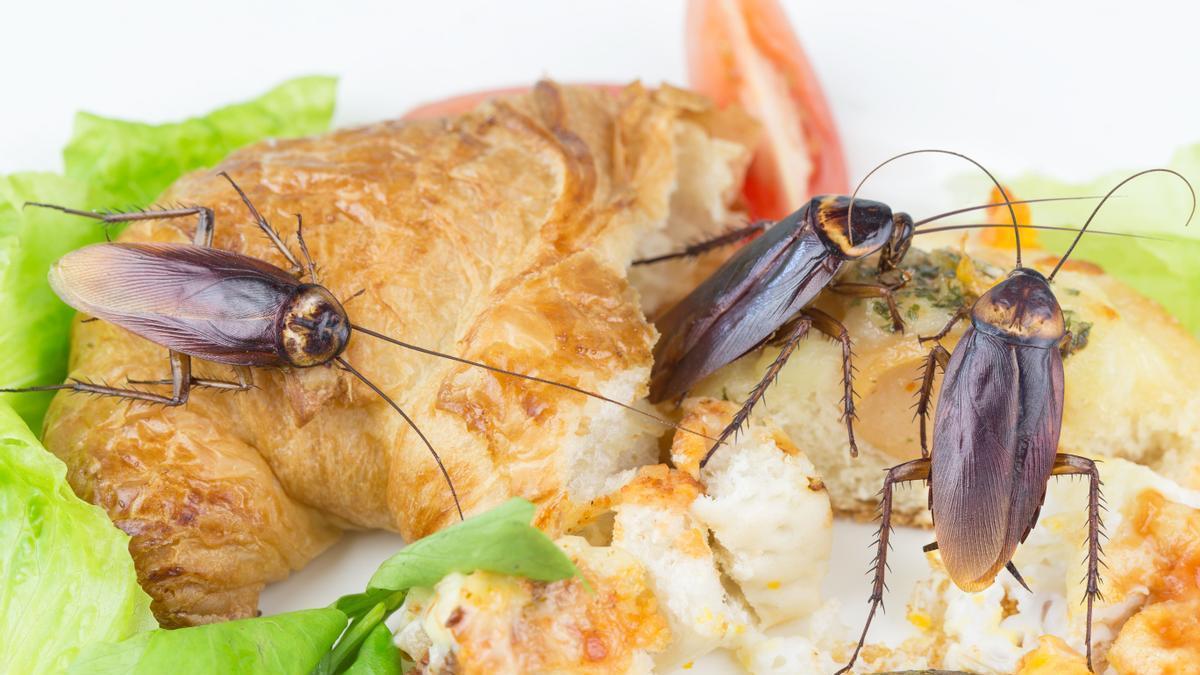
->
687 0 848 219
402 84 625 120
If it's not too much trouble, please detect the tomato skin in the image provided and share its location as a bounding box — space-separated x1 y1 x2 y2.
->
403 88 531 120
687 0 848 219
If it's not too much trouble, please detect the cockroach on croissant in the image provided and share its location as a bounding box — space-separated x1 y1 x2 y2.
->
837 168 1195 674
1 173 713 520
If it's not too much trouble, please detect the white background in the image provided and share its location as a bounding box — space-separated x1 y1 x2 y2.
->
4 2 1196 672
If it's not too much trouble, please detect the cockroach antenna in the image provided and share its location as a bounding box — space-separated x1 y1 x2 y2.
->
846 149 1020 262
335 357 463 520
911 195 1116 227
1049 168 1196 280
913 222 1167 241
349 324 722 443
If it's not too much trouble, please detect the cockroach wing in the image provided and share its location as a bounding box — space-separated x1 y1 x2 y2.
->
649 206 838 402
50 243 301 366
1007 344 1064 545
930 328 1063 592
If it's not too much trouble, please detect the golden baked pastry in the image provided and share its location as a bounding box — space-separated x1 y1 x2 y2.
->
42 81 757 625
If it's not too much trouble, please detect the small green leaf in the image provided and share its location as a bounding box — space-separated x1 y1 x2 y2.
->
343 624 401 675
321 602 386 675
368 498 580 592
333 588 403 622
68 608 346 675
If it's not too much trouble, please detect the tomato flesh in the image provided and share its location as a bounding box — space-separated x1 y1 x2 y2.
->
687 0 847 219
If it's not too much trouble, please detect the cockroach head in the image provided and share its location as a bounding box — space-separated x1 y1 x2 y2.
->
277 284 351 367
812 195 895 259
972 268 1065 347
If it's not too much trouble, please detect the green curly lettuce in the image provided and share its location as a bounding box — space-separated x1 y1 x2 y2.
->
0 402 156 673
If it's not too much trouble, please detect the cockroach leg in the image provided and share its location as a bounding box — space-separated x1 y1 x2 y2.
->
838 458 931 675
25 203 215 247
807 308 859 458
129 364 253 392
193 206 214 247
828 270 911 333
915 344 951 458
1051 453 1105 672
631 220 771 266
218 172 305 275
293 214 318 282
699 313 813 468
918 306 969 345
2 351 193 406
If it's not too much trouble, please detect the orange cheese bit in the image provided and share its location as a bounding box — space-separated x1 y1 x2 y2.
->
983 185 1039 251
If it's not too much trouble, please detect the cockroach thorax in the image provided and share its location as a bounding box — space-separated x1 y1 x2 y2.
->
971 267 1065 347
812 194 895 260
277 284 351 367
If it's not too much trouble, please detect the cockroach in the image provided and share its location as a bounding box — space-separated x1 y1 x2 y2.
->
638 148 1106 467
1 173 711 520
837 168 1195 674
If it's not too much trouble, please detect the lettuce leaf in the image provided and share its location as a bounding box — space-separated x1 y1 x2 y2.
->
1003 145 1200 333
68 609 346 675
317 498 579 674
368 497 581 591
0 402 156 673
77 499 578 674
63 76 336 206
343 624 402 675
0 174 115 426
0 75 336 431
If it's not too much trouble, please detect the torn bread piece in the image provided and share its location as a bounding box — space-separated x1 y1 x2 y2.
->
393 535 669 674
688 244 1200 526
607 464 756 670
670 398 833 628
898 457 1200 674
603 399 833 670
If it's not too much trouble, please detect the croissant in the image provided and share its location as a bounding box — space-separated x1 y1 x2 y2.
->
42 81 758 626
